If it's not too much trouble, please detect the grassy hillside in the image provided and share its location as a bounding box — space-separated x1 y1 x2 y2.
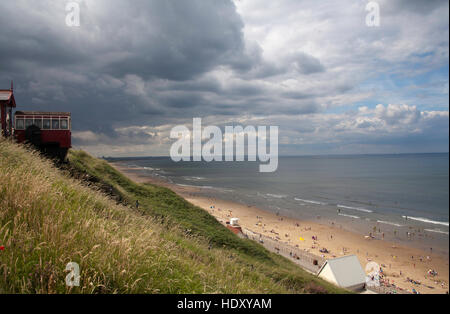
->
0 138 346 294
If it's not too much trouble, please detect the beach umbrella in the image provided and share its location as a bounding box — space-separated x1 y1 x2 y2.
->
299 237 305 241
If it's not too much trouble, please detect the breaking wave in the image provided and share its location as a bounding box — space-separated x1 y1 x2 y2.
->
266 193 287 199
377 220 403 227
337 205 373 213
338 213 360 219
402 216 449 227
184 176 206 181
295 198 327 205
424 229 449 235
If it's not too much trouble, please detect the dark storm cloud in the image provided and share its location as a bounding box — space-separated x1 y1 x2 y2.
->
0 0 256 136
0 0 332 141
94 0 246 81
0 0 247 81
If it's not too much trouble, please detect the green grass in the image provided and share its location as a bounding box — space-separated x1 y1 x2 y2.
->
67 150 273 261
0 138 347 294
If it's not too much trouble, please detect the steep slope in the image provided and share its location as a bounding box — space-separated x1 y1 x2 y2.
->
0 138 346 293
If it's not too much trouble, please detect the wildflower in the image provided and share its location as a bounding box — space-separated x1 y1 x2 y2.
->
0 246 5 251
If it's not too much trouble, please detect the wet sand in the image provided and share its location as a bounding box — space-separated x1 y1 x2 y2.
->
111 162 449 294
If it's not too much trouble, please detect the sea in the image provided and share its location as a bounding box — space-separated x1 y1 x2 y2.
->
113 153 449 255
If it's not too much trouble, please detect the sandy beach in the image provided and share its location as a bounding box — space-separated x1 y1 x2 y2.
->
111 162 449 294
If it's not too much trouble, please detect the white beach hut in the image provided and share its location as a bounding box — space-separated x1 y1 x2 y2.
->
317 255 366 291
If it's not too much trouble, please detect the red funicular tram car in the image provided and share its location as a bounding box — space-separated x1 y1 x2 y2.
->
14 111 72 160
1 83 72 160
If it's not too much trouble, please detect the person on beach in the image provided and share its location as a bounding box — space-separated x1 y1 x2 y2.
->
135 200 139 209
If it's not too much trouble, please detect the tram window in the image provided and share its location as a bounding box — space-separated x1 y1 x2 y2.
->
52 119 60 129
60 119 68 130
34 119 43 128
16 118 24 130
25 119 33 128
43 119 51 129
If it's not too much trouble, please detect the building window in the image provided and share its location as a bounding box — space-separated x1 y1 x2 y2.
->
43 119 51 129
60 119 68 130
34 118 43 129
16 118 24 130
25 119 33 128
52 119 60 129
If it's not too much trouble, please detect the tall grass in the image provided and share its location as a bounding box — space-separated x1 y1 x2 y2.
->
0 138 346 294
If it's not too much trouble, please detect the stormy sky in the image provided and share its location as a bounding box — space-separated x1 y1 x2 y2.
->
0 0 448 156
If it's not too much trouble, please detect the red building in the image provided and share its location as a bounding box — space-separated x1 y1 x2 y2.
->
1 82 72 160
0 82 16 137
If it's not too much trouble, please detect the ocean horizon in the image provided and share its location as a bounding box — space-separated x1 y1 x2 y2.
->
105 152 450 159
